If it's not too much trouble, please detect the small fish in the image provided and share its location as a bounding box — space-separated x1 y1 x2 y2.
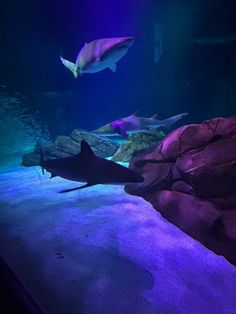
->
93 112 188 138
60 36 135 78
38 140 144 193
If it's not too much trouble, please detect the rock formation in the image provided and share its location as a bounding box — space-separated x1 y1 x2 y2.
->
22 130 119 166
112 130 165 162
125 117 236 265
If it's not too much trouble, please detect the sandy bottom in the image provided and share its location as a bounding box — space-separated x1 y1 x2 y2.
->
0 166 236 314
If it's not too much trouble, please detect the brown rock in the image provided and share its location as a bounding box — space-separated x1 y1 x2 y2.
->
125 116 236 265
175 135 236 177
55 136 80 155
22 130 119 166
160 123 215 159
171 181 194 194
149 190 220 239
210 193 236 211
212 210 236 240
175 136 236 197
70 129 119 157
203 116 236 138
125 163 173 196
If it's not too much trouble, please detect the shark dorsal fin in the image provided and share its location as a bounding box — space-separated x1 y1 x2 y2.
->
79 140 95 157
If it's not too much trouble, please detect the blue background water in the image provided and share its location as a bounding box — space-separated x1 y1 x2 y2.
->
1 0 236 139
1 3 236 312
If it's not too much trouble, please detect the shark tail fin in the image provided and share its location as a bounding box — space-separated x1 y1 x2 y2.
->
60 56 78 79
37 141 45 175
163 112 188 129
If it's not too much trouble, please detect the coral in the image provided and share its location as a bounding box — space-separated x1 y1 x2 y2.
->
112 129 165 162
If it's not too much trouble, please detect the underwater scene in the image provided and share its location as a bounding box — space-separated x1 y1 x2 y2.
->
1 0 236 313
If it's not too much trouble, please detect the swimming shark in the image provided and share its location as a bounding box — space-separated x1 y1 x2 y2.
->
39 140 144 193
60 36 135 78
93 112 188 138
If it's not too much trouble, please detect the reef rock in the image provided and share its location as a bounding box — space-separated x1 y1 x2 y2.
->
212 210 236 240
125 116 236 265
22 130 119 166
150 190 220 240
112 130 165 162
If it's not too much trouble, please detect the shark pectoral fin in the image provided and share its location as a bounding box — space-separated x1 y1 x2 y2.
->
109 64 117 72
58 182 97 193
60 56 78 78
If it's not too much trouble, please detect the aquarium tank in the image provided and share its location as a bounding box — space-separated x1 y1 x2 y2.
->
1 1 236 313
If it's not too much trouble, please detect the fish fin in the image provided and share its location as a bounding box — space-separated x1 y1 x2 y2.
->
109 64 117 72
78 140 95 158
60 56 78 79
163 112 188 129
151 114 158 119
59 182 97 193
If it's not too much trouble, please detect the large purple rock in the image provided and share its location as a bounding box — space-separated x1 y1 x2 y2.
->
170 180 194 194
125 116 236 265
203 116 236 138
213 210 236 240
210 193 236 211
175 135 236 197
131 116 236 163
148 190 220 240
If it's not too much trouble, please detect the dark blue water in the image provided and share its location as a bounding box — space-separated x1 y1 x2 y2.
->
1 0 236 148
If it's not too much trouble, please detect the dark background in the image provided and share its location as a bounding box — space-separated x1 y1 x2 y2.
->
1 0 236 138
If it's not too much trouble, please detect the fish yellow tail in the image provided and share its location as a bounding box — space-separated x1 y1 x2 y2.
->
60 56 78 78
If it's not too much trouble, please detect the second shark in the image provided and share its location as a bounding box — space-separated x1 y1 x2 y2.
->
93 112 188 138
